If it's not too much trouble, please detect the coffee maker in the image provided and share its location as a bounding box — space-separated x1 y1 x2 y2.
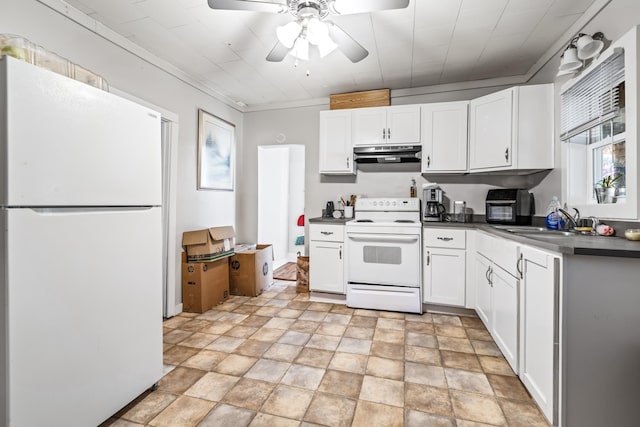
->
423 188 446 222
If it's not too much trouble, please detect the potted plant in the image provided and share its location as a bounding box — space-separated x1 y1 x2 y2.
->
595 173 624 203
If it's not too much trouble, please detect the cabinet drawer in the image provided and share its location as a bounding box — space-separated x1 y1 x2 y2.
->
424 228 466 249
477 232 519 277
309 224 344 242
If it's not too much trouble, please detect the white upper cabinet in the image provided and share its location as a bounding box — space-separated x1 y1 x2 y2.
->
353 105 421 146
469 84 553 172
319 110 355 175
421 101 469 173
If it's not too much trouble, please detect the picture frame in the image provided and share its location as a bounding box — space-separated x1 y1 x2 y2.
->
197 109 235 191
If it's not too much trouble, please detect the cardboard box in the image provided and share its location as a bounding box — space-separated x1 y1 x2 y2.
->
182 226 235 262
229 244 273 297
181 257 230 313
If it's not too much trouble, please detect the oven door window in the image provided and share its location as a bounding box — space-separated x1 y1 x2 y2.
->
363 246 402 265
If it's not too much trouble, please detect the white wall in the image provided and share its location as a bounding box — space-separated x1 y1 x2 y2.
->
1 0 243 309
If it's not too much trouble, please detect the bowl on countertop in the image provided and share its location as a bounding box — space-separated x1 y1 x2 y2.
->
624 229 640 241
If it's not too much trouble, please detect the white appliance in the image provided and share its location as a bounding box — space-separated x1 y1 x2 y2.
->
345 197 422 313
0 56 163 426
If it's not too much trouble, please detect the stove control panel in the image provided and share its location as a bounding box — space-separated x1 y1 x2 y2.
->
356 198 420 212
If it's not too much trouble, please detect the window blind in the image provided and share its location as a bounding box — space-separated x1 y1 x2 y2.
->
560 49 625 141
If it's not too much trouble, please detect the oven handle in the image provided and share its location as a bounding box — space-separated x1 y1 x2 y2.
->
347 233 420 243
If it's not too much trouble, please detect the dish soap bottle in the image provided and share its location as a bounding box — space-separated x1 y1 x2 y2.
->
410 178 417 198
545 196 563 229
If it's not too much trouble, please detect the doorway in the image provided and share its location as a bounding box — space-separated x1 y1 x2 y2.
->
257 145 305 269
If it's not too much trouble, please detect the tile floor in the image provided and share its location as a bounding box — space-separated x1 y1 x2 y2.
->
103 280 550 427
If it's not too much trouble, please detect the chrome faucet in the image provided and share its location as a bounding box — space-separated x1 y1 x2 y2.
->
558 207 580 229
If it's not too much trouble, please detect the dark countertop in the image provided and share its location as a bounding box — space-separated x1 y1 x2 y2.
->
309 217 354 224
423 221 640 258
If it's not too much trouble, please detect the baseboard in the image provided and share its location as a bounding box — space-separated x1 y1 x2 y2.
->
424 303 477 317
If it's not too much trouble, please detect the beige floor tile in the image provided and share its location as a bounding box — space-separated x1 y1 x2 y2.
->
298 310 328 321
405 409 456 427
405 362 447 388
219 313 250 324
290 319 321 333
351 400 403 427
254 306 281 316
405 346 441 365
432 314 463 326
197 403 254 427
276 308 303 319
180 319 212 332
318 370 364 399
295 347 335 368
406 312 433 323
99 418 144 426
249 413 299 427
182 350 229 371
441 350 483 372
213 354 258 376
306 334 341 351
488 375 531 401
249 327 285 343
281 364 326 390
353 309 380 318
163 346 199 365
278 330 311 345
344 326 375 340
205 336 246 353
435 324 468 338
195 311 225 322
407 332 439 348
157 367 206 394
260 385 314 419
405 321 435 334
450 390 507 426
304 392 357 427
163 317 190 329
373 328 405 344
379 311 405 320
471 340 503 356
324 313 352 325
240 315 271 328
437 336 474 353
224 326 259 339
455 420 497 427
244 358 291 383
328 352 368 374
216 302 241 312
148 395 214 427
201 323 233 335
286 301 311 311
265 298 289 308
461 317 485 329
262 343 303 362
234 339 272 357
377 318 405 331
478 356 516 376
465 328 493 341
163 343 174 353
307 302 333 312
163 329 193 344
263 317 296 330
184 372 239 401
444 368 493 395
317 323 347 337
120 391 177 424
359 375 404 407
337 337 372 355
349 315 378 328
178 333 218 349
366 356 404 380
405 382 453 417
370 341 404 360
231 304 260 315
222 378 276 411
330 305 355 315
499 399 549 426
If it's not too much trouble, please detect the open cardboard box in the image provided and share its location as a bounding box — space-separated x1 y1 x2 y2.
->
182 226 235 262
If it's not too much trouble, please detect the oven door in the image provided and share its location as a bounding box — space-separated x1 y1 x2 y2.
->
346 230 421 287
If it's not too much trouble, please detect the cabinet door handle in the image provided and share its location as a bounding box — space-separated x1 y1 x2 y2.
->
517 253 523 279
490 267 493 286
339 247 342 260
427 155 431 167
387 128 391 139
346 156 350 168
505 147 509 162
485 266 490 283
426 251 430 266
382 128 386 140
437 237 453 241
320 231 334 235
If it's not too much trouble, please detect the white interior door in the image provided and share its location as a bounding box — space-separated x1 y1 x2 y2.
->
258 146 290 268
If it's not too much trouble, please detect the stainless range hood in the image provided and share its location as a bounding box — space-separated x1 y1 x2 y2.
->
353 145 422 164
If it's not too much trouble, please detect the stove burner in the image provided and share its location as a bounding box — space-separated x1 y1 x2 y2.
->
394 220 415 223
355 219 374 223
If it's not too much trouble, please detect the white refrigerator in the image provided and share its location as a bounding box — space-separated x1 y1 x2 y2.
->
0 56 163 426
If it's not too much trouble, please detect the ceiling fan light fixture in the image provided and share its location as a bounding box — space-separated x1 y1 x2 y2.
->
276 20 302 48
291 37 310 61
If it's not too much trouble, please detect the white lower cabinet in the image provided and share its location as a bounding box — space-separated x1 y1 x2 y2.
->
519 245 559 424
423 228 466 306
474 253 492 326
309 223 345 294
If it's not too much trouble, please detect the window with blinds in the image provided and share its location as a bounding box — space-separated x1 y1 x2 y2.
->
560 48 625 141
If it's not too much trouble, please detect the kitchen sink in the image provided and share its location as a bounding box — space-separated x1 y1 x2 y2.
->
492 226 594 238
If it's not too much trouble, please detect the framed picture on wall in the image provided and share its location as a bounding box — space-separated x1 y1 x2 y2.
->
197 109 235 190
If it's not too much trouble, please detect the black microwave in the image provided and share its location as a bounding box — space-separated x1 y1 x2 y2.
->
485 189 533 225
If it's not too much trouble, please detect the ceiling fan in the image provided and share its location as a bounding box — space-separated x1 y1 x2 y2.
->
207 0 410 63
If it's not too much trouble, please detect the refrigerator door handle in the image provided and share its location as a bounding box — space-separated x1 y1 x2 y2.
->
28 206 158 215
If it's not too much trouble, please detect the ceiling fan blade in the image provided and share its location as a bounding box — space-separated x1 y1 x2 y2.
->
330 0 410 15
327 22 369 63
207 0 286 13
266 40 291 62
